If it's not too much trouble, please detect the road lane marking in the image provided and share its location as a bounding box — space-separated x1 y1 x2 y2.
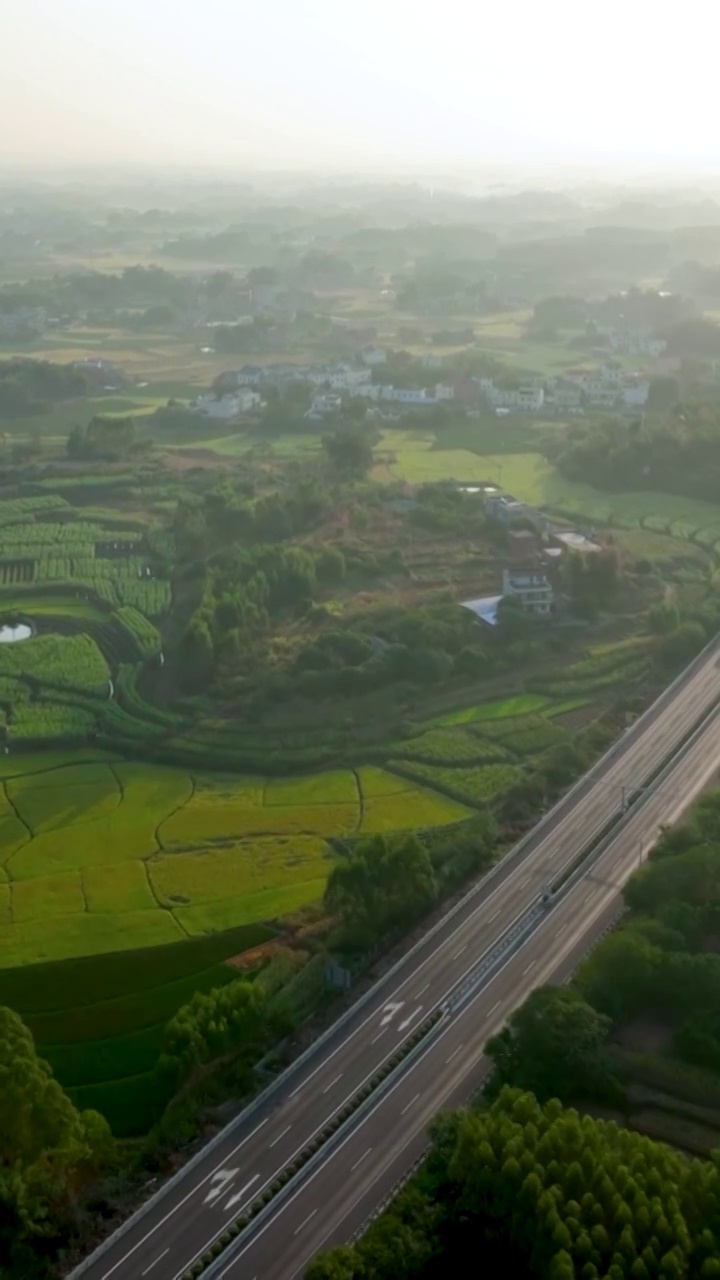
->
446 1044 463 1064
371 1026 389 1044
223 1174 260 1213
489 907 501 921
294 1208 318 1235
323 1073 343 1093
401 1092 420 1115
523 959 537 975
142 1249 169 1275
203 1169 238 1205
269 1125 292 1148
416 982 430 996
351 1147 372 1171
555 923 567 935
380 1000 405 1026
212 697 720 1274
452 944 468 958
398 1006 422 1031
99 1117 269 1279
118 683 720 1279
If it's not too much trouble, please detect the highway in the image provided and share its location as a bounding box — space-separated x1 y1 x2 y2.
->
71 640 720 1280
213 700 720 1280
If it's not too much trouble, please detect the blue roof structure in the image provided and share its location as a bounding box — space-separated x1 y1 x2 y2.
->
461 595 502 626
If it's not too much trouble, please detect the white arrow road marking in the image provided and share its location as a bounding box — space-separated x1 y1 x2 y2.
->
203 1168 238 1205
398 1005 422 1031
223 1173 260 1213
380 1001 404 1026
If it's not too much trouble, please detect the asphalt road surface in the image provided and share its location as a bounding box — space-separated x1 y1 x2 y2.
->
215 701 720 1280
73 641 720 1280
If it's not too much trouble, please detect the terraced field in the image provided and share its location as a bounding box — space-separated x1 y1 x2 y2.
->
0 754 471 968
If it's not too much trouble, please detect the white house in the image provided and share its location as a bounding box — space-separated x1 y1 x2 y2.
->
434 383 455 402
482 382 545 412
502 568 553 616
597 325 667 358
361 345 387 366
307 364 372 391
621 378 650 409
232 365 266 386
384 387 436 406
194 390 261 419
355 382 452 406
545 379 583 410
305 392 343 420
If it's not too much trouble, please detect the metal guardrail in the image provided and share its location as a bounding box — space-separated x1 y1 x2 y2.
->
196 1011 450 1280
176 700 720 1277
65 635 720 1279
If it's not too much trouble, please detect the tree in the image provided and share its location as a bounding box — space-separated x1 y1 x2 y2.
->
316 547 346 585
576 929 662 1021
0 1007 113 1263
323 427 374 478
311 1087 720 1279
247 266 279 286
659 619 706 666
306 1248 363 1280
178 614 214 688
486 987 614 1103
325 833 437 949
647 598 680 635
67 415 136 460
496 593 536 638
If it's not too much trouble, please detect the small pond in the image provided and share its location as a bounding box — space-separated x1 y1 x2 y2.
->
0 623 32 644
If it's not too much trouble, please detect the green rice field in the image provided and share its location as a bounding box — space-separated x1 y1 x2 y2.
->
0 753 471 968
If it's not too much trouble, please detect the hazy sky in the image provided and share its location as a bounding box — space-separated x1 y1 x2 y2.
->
1 0 716 172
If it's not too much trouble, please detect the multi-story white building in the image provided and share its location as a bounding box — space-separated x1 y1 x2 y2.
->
621 378 650 409
562 365 649 410
478 379 545 412
596 325 667 357
502 567 553 616
434 382 455 402
232 365 267 386
194 390 261 419
307 364 373 391
544 379 583 410
356 382 453 406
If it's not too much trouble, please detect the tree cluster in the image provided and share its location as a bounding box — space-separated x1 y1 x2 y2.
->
325 820 496 956
573 788 720 1074
0 1007 113 1275
0 358 88 420
325 833 438 953
547 408 720 506
563 546 622 617
67 415 136 460
0 265 190 323
308 1087 720 1279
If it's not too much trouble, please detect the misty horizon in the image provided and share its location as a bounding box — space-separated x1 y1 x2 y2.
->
1 0 717 176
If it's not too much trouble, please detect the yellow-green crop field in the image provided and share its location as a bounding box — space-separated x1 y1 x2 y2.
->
0 754 471 968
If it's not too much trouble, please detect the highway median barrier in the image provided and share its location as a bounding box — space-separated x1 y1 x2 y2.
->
179 1006 445 1280
191 707 720 1277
